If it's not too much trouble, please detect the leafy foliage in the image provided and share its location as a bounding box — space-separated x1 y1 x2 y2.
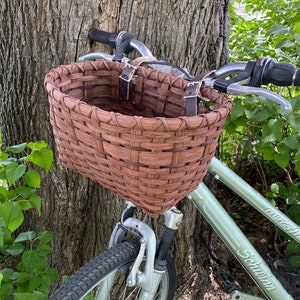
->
0 138 56 299
230 0 300 63
227 0 300 252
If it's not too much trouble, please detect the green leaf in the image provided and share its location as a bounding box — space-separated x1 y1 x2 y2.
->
17 200 32 211
0 202 24 233
0 230 3 247
247 106 272 122
294 23 300 34
0 227 12 247
7 143 27 154
288 114 300 133
15 231 37 243
0 283 13 299
283 135 300 150
229 101 245 121
268 24 290 36
16 271 30 284
0 153 9 161
6 163 26 186
27 141 48 151
6 243 24 256
295 151 300 161
288 205 300 224
0 158 17 166
274 152 290 169
289 254 300 267
19 244 52 271
13 186 36 199
0 268 18 281
38 231 53 243
291 97 300 111
256 144 276 160
276 38 295 49
14 292 42 300
286 240 300 255
29 195 41 216
0 187 9 202
27 149 53 173
268 119 283 139
14 291 47 300
24 170 40 188
294 33 300 45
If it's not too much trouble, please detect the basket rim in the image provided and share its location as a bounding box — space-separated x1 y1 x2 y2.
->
44 60 233 132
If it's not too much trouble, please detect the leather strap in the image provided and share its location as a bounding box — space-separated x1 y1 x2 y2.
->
119 56 157 101
184 83 198 117
184 70 216 116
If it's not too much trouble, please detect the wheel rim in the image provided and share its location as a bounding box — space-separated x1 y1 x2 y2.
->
83 263 170 300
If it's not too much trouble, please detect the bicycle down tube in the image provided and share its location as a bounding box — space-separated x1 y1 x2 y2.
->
190 158 300 300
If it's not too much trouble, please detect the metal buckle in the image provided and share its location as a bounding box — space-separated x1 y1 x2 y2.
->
119 62 138 83
184 81 202 99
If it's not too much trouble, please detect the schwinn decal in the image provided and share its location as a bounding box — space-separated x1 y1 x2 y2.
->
237 249 276 291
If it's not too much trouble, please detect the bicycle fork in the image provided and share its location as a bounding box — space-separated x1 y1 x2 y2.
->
106 201 183 299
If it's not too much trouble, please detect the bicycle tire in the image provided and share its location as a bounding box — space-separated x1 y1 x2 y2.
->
49 239 176 300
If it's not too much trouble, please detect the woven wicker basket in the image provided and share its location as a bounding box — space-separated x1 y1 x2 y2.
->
44 59 233 218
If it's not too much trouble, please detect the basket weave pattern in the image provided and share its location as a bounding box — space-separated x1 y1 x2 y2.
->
45 60 233 217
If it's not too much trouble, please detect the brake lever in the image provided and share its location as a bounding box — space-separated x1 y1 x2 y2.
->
203 71 292 113
203 77 292 113
227 82 292 113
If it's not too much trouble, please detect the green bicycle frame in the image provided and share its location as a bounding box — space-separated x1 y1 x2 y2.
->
191 157 299 300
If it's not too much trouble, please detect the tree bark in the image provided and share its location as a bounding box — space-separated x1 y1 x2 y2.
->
0 0 231 298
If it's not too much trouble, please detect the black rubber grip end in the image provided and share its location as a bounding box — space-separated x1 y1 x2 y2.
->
88 28 118 48
262 60 296 86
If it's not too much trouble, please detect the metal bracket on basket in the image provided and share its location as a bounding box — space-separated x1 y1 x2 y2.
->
119 62 138 101
184 81 201 116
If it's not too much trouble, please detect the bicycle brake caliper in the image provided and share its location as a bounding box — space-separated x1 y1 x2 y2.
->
122 217 156 291
127 237 147 286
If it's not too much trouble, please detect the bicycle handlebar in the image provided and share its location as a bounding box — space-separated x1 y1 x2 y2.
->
83 28 298 112
89 28 118 48
89 28 154 60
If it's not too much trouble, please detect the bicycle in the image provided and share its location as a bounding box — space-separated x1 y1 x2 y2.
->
45 29 300 300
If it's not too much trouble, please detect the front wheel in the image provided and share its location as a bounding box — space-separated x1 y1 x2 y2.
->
49 239 176 300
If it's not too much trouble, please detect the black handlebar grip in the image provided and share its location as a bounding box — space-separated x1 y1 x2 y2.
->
262 59 300 86
89 28 118 48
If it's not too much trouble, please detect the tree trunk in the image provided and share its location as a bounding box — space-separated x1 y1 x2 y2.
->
0 0 231 298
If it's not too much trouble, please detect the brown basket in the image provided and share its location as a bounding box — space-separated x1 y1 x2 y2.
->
44 59 233 218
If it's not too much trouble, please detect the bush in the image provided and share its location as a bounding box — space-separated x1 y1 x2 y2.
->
0 139 57 299
227 0 300 255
